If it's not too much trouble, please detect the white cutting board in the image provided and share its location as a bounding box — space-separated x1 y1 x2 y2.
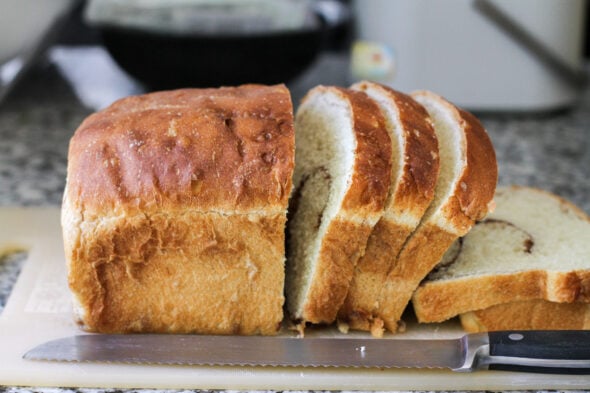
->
0 207 588 390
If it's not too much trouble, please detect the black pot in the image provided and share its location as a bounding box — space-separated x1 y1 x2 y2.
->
98 24 326 89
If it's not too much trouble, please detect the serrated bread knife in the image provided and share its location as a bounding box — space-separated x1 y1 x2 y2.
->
24 330 590 374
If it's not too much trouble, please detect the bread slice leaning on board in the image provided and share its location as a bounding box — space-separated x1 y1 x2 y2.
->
413 185 590 325
285 85 393 326
370 90 498 333
63 85 295 335
460 299 590 332
337 82 440 336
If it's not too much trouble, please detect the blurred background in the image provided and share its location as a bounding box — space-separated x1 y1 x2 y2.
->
1 0 589 111
1 0 590 211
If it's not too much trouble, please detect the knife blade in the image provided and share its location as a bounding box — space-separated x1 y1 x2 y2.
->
23 330 590 373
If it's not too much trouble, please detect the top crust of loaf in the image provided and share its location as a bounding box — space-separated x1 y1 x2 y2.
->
65 84 294 219
411 90 497 236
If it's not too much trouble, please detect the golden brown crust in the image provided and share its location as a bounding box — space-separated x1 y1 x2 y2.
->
413 185 590 324
291 86 392 324
338 218 412 331
302 219 374 324
378 223 458 332
447 108 498 230
66 84 294 218
460 300 590 332
338 83 440 332
68 211 286 334
373 91 497 332
412 90 498 235
413 270 590 323
378 85 439 216
331 87 392 216
64 85 294 335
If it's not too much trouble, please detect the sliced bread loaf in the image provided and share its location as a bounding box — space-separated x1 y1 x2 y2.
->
460 300 590 332
413 185 590 324
337 82 440 336
286 86 393 325
376 90 497 332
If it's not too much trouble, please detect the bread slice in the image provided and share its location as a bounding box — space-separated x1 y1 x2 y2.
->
375 90 497 332
63 84 295 335
286 85 393 326
337 82 439 336
413 185 590 323
460 300 590 332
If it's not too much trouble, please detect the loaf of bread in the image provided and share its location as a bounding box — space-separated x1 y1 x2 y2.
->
62 84 295 334
285 85 392 326
375 90 497 333
337 82 440 336
460 300 590 332
413 185 590 324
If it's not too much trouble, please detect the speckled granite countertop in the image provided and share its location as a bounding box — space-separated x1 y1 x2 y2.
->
0 47 589 393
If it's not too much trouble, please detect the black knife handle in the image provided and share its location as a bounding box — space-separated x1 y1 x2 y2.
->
487 330 590 374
